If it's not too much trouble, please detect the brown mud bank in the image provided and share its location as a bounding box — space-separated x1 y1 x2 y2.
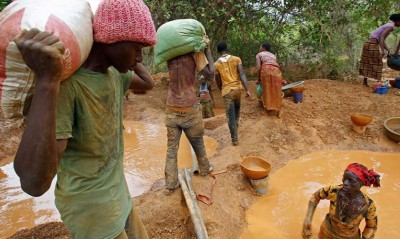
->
2 75 400 238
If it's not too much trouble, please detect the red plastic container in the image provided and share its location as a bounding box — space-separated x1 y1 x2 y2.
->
372 82 383 93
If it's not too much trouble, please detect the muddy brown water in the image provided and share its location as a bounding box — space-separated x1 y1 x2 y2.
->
123 120 219 192
0 120 219 238
247 165 267 172
240 150 400 239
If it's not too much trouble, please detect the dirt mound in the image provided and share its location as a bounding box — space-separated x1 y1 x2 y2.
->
7 222 69 239
203 114 226 130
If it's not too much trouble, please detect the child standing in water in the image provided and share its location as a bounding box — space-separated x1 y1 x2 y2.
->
198 75 215 118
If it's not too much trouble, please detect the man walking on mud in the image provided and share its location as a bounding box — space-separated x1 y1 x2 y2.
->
214 41 251 146
164 39 215 196
13 0 156 238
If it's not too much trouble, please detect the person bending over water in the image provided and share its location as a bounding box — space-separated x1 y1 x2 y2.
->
302 163 380 239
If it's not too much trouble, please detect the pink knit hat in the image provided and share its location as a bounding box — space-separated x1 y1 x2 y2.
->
93 0 156 46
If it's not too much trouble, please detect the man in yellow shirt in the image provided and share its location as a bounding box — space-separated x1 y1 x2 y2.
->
214 41 251 146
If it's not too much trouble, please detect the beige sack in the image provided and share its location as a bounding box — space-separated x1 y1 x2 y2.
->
0 0 94 126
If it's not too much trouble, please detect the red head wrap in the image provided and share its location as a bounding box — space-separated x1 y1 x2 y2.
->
346 163 380 187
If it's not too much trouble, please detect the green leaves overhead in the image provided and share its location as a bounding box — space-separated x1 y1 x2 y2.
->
1 0 397 79
145 0 399 79
0 0 12 11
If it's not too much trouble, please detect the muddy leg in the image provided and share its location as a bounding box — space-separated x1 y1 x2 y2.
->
208 101 215 118
165 118 182 190
122 203 149 239
223 91 239 144
234 91 241 136
183 107 210 174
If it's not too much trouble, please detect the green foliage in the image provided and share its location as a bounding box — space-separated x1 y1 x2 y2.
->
0 0 12 11
2 0 395 80
144 0 400 80
1 0 394 79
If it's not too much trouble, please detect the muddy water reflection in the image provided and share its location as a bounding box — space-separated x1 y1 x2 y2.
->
240 151 400 239
0 120 218 238
123 120 219 196
0 162 58 238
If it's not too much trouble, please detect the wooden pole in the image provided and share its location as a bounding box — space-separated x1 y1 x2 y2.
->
178 170 209 239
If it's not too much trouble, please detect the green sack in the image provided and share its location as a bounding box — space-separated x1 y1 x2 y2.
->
155 19 207 65
256 84 263 99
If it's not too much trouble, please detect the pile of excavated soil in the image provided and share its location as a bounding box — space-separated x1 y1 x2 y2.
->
8 222 70 239
2 72 400 238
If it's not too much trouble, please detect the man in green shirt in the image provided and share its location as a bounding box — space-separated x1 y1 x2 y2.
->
13 0 156 238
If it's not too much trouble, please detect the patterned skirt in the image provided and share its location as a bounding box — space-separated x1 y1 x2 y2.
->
318 216 361 239
359 38 383 80
260 64 282 111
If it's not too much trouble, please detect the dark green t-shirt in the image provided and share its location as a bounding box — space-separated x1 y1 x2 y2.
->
55 67 132 239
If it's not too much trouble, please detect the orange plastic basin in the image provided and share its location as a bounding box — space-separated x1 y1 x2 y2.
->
240 156 272 180
290 86 305 93
350 113 373 126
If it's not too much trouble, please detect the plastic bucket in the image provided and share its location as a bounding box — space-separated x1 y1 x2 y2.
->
293 92 303 103
376 86 388 94
249 176 269 195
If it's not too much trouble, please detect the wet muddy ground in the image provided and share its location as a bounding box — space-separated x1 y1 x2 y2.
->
1 69 400 238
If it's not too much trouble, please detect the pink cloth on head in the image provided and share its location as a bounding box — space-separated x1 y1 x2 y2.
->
93 0 156 46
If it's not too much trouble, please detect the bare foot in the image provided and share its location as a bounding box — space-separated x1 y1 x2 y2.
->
277 110 283 118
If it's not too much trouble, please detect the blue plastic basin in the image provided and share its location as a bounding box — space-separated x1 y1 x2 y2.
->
376 86 388 94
